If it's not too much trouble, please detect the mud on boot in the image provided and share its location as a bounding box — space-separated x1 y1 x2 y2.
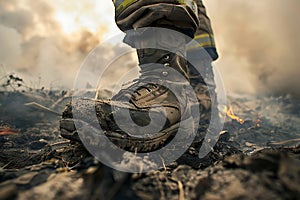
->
60 28 202 153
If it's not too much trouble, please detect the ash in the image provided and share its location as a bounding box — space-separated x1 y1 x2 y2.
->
0 89 299 200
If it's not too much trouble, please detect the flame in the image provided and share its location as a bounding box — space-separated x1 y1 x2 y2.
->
222 105 245 124
0 127 19 135
256 112 262 127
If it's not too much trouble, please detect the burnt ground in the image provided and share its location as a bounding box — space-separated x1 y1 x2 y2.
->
0 90 299 200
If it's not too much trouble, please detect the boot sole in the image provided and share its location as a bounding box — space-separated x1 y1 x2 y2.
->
60 117 194 153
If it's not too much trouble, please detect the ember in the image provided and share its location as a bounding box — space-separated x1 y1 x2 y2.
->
256 112 262 127
0 127 19 135
223 105 245 124
0 90 299 199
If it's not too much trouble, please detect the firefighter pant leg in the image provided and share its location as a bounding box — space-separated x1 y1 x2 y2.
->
112 0 199 39
112 0 218 61
192 0 218 61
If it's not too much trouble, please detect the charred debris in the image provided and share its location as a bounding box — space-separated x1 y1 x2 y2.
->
0 74 299 199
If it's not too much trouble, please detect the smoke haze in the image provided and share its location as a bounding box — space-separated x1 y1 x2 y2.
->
206 0 300 99
0 0 299 100
0 0 109 89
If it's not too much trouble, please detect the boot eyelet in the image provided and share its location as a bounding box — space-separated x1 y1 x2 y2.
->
164 63 170 68
162 71 168 77
164 55 170 60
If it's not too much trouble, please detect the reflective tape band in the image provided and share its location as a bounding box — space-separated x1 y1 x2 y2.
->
114 0 138 14
188 34 216 50
114 0 136 14
114 0 197 16
178 0 198 15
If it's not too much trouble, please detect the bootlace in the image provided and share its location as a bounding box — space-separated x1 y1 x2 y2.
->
123 64 166 93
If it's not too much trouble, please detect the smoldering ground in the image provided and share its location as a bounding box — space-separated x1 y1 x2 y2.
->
0 0 300 102
0 3 300 198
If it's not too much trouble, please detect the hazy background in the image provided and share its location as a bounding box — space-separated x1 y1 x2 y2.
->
207 0 300 99
0 0 299 100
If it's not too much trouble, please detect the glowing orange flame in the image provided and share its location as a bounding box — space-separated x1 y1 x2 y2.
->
224 105 244 124
256 112 262 127
0 128 19 135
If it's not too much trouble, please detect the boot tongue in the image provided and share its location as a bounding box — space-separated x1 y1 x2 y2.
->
138 49 190 82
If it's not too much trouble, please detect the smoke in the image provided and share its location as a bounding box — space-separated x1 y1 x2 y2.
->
206 0 300 99
0 0 108 89
1 0 299 100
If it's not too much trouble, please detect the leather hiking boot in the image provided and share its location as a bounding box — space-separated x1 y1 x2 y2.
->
186 49 218 144
188 49 217 111
60 28 198 153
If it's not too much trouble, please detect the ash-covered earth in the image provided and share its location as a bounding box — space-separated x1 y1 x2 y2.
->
0 89 299 200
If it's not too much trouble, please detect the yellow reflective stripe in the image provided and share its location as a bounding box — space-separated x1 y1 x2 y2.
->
195 36 213 43
191 34 215 48
116 0 197 15
188 34 216 50
115 0 138 14
194 34 214 39
188 42 214 50
177 0 195 6
177 0 197 14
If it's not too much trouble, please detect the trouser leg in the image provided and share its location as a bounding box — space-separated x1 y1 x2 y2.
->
112 0 217 108
192 0 218 61
186 1 218 127
112 0 199 38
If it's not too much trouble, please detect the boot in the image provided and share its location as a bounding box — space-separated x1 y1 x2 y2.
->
187 49 218 147
187 48 217 112
60 28 198 153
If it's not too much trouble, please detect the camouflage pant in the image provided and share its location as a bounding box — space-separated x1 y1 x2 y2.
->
112 0 218 60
